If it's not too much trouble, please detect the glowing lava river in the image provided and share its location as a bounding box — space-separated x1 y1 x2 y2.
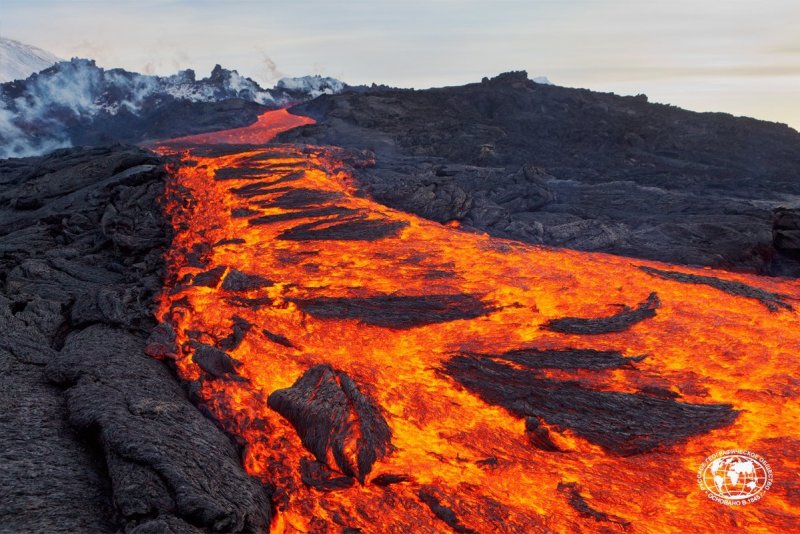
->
152 109 800 532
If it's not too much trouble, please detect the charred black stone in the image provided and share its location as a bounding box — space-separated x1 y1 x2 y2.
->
48 327 270 532
475 457 499 468
262 328 295 348
525 418 562 452
145 322 179 360
221 269 274 292
424 268 456 279
214 237 246 246
192 342 243 379
773 208 800 262
543 292 660 334
465 347 645 371
231 207 260 218
418 489 477 534
639 266 793 312
299 458 356 492
639 385 680 399
371 473 413 487
217 316 253 352
290 293 492 329
214 167 266 181
191 265 227 287
268 364 392 483
248 205 358 225
278 217 408 241
184 242 212 268
557 482 630 527
444 355 737 456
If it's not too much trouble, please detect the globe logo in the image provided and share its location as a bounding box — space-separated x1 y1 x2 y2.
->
697 450 773 505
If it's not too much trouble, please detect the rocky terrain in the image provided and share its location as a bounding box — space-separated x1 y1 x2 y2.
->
1 68 799 532
0 146 270 532
0 59 347 159
281 71 800 275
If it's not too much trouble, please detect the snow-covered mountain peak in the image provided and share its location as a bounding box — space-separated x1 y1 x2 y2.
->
0 37 61 83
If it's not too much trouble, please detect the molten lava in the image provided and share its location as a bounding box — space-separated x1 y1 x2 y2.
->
153 110 800 532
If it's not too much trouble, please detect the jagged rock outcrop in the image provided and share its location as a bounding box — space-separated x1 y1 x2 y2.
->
773 208 800 275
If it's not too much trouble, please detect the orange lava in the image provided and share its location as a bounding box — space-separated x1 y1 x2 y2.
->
153 110 800 532
160 108 314 145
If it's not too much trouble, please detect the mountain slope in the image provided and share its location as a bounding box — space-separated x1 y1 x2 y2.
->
0 37 60 83
0 59 346 158
282 71 800 274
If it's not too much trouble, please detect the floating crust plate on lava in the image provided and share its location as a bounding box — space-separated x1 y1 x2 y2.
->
148 110 800 533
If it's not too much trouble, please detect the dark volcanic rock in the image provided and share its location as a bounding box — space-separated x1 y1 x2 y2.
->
191 342 244 379
290 293 492 328
418 488 477 534
48 327 268 532
0 302 115 532
281 71 800 275
444 355 737 456
525 418 562 452
371 473 413 487
557 481 630 527
221 269 274 292
268 364 392 483
217 316 253 351
468 347 646 371
261 328 295 348
214 166 267 181
639 266 793 312
299 458 356 492
145 322 179 360
191 265 227 287
0 146 270 532
773 208 800 275
278 217 408 241
543 292 660 334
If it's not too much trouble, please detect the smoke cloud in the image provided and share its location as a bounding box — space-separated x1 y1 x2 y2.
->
0 58 344 159
257 51 283 85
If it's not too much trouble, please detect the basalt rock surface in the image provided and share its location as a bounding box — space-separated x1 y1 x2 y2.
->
268 364 393 484
444 354 737 456
281 71 800 276
0 146 270 532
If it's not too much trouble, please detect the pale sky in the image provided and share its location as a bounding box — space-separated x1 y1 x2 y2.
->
2 0 799 130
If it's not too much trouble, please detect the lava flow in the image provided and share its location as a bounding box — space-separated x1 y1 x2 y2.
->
152 110 800 533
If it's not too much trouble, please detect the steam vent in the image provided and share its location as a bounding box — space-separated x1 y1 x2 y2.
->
2 82 800 532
